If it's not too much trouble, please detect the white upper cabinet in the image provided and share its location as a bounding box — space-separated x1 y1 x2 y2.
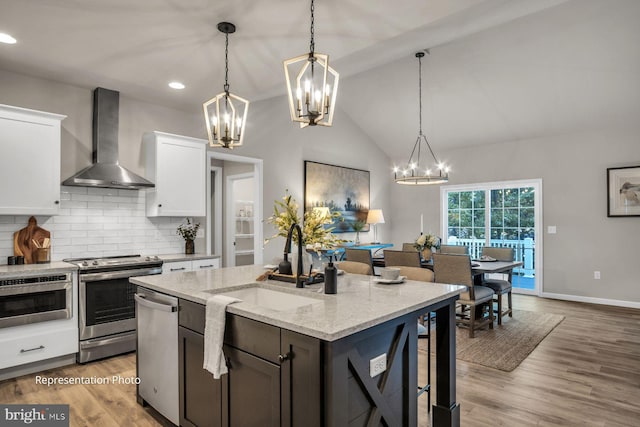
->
144 131 207 217
0 104 66 215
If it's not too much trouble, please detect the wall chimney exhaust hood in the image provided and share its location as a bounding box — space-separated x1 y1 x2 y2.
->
62 88 155 189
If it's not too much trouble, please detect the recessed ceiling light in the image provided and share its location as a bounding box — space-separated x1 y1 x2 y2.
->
0 33 17 44
168 81 185 90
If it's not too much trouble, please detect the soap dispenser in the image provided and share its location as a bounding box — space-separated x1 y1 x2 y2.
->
324 255 337 294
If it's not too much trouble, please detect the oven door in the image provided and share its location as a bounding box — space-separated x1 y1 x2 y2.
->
0 278 72 329
79 267 160 341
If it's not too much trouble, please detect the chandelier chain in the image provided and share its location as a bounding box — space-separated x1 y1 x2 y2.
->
418 54 423 135
224 32 230 93
309 0 315 55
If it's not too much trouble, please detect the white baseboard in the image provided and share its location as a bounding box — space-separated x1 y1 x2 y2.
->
540 292 640 309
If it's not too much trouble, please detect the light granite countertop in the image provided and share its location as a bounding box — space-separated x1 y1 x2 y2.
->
157 253 221 263
0 261 77 278
131 264 464 342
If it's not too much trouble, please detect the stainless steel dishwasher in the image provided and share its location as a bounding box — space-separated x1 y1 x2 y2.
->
135 286 179 425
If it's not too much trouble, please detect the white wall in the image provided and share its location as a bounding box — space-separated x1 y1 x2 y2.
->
390 127 640 305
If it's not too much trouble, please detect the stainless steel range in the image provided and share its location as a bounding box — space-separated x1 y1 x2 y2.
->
63 254 163 363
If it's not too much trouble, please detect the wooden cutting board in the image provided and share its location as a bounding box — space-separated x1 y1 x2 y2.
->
13 216 50 264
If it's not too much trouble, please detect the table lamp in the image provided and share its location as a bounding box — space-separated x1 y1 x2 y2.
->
366 209 385 244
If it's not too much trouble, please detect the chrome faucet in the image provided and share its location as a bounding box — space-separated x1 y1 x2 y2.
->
281 223 305 288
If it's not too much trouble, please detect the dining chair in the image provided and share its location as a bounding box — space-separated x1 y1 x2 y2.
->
432 253 494 338
383 250 421 268
480 246 515 325
344 248 374 272
402 243 418 252
439 244 469 255
397 266 434 282
336 260 373 275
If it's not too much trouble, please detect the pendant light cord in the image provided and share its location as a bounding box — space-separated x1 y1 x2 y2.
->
224 32 230 94
309 0 315 56
418 54 423 136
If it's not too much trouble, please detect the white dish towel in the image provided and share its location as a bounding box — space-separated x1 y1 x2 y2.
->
203 294 241 379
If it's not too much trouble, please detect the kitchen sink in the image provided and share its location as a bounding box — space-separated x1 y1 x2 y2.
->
214 286 322 312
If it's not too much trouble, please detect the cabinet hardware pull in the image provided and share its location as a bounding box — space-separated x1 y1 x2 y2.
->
54 200 60 205
278 353 290 363
170 267 186 272
20 345 45 353
158 204 162 207
199 265 214 269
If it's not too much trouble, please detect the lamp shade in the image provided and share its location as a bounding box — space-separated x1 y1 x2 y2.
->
366 209 385 225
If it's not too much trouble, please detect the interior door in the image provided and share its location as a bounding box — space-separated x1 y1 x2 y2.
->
225 173 255 267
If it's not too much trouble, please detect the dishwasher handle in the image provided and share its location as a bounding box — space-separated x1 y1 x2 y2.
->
134 294 178 312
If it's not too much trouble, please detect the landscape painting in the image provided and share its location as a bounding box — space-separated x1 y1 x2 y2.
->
304 161 370 233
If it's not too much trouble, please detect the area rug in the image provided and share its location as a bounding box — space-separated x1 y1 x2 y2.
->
418 310 564 372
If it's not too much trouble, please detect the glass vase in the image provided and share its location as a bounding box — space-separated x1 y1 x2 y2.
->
185 239 195 255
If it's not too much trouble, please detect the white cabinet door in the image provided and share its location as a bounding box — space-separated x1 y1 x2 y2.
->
161 258 219 274
144 131 206 217
191 258 220 271
0 105 66 215
162 260 192 274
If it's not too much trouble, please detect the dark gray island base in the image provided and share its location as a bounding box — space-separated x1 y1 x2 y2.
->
132 266 462 427
171 298 459 427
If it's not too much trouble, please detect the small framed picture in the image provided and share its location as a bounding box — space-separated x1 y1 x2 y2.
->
607 166 640 217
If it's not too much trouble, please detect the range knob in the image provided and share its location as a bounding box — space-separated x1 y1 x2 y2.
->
92 260 99 266
82 261 89 267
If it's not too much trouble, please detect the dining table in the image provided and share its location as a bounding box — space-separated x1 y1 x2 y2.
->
373 256 523 285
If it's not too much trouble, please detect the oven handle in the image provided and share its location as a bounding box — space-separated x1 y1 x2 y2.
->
134 294 178 313
80 267 162 282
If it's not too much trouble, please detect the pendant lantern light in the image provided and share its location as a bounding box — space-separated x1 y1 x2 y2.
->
394 51 449 185
283 0 339 128
203 22 249 149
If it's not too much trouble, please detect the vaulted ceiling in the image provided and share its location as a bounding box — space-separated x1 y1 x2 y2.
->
2 0 639 161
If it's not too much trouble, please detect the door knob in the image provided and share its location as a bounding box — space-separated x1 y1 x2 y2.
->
278 353 290 363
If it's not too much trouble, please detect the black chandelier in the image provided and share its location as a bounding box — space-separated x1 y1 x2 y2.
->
394 51 449 185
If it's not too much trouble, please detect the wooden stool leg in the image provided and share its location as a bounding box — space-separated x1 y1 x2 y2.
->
488 302 493 329
469 305 476 338
508 290 513 317
496 294 503 325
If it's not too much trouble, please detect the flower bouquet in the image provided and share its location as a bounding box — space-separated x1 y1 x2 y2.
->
414 232 441 260
177 218 200 254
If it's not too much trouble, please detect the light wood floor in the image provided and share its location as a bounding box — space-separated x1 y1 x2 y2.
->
1 295 639 426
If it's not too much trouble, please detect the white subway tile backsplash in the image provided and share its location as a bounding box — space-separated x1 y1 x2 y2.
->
63 201 89 209
54 215 88 224
71 194 104 202
63 186 88 195
0 186 191 263
88 216 118 224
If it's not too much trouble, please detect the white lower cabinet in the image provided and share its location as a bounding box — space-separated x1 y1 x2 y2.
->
0 323 78 370
161 258 219 274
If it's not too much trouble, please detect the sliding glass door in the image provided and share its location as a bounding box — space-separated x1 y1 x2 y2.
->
441 180 542 294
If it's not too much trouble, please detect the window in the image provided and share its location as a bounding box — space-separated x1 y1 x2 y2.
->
441 180 542 294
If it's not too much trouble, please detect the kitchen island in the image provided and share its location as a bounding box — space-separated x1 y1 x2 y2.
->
131 265 463 427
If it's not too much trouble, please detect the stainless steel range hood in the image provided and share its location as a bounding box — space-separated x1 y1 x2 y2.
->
62 88 155 189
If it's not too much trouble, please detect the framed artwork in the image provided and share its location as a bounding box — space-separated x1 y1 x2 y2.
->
304 161 370 233
607 166 640 217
